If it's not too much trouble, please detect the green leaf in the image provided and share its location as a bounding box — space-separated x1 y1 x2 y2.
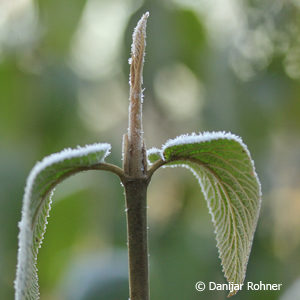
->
15 143 111 300
151 132 261 297
147 147 162 165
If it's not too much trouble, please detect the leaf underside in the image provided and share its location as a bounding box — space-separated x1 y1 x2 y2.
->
149 132 261 297
15 143 111 300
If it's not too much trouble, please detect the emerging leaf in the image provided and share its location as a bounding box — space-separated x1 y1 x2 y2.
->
15 143 111 300
147 147 162 165
150 132 261 297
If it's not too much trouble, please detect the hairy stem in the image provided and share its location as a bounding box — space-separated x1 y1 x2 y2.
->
123 12 150 300
124 178 149 300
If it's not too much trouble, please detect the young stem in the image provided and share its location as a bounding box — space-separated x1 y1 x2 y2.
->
124 12 149 177
123 12 150 300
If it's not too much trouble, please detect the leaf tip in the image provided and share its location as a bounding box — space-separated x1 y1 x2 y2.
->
131 12 149 61
227 290 238 297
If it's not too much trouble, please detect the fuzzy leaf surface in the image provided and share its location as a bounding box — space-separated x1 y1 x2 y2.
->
154 132 261 296
15 143 111 300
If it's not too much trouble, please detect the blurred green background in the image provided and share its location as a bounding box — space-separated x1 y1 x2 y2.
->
1 0 300 299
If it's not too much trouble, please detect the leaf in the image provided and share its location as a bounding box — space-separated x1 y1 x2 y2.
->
15 143 111 300
150 132 261 297
147 147 162 165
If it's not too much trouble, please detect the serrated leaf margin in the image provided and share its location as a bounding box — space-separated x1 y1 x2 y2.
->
150 131 262 297
15 143 111 300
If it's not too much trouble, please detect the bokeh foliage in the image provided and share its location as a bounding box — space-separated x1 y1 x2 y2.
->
1 0 300 299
